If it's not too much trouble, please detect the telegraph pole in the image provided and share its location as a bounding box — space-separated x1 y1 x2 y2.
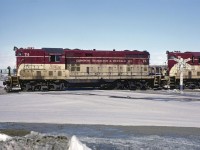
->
174 57 191 93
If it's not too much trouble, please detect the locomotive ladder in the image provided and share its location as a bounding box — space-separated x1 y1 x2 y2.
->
169 76 176 89
153 75 161 88
5 76 21 92
11 76 20 86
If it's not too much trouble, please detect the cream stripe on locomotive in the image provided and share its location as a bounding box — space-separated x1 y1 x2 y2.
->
18 64 69 80
17 63 149 80
170 64 200 79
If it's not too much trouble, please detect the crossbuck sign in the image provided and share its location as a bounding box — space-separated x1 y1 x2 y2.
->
174 57 191 92
174 57 191 71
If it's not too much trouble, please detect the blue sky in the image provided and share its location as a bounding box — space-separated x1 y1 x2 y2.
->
1 0 200 68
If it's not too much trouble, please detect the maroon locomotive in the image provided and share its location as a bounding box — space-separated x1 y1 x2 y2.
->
4 47 158 91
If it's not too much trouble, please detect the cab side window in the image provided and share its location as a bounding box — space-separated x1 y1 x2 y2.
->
50 55 60 62
192 56 194 64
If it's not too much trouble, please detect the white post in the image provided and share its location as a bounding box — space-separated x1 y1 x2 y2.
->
180 70 183 92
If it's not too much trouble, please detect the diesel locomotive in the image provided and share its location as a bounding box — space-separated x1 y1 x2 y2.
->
3 47 200 92
167 51 200 89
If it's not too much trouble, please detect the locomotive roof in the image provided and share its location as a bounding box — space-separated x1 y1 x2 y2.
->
18 47 150 57
17 47 150 55
63 49 149 53
42 48 64 54
167 51 200 56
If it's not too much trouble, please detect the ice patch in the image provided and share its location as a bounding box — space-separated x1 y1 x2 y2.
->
0 133 12 141
68 135 91 150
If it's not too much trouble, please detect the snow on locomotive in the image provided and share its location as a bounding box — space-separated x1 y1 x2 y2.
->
4 47 160 91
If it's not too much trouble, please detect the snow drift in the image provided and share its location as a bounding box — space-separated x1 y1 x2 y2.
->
0 133 11 141
68 135 91 150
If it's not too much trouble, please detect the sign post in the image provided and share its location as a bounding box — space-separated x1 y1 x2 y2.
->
174 57 191 93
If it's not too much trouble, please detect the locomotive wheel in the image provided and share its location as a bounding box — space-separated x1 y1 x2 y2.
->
48 85 54 91
139 81 148 90
59 83 65 91
188 84 196 89
25 84 32 91
129 85 137 90
99 83 110 90
5 86 11 92
115 82 125 90
64 82 70 89
128 81 137 90
21 85 26 91
34 85 41 91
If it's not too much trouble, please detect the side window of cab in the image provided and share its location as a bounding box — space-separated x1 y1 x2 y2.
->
50 55 60 62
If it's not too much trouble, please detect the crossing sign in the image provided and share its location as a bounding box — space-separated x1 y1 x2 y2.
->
173 57 191 92
174 58 191 71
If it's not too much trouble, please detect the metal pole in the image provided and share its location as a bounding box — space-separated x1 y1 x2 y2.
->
180 70 183 92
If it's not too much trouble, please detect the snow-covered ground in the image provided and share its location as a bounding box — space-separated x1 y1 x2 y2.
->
0 81 200 127
0 133 11 142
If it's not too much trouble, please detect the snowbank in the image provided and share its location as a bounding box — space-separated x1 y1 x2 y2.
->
0 133 11 141
68 135 91 150
0 131 70 149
